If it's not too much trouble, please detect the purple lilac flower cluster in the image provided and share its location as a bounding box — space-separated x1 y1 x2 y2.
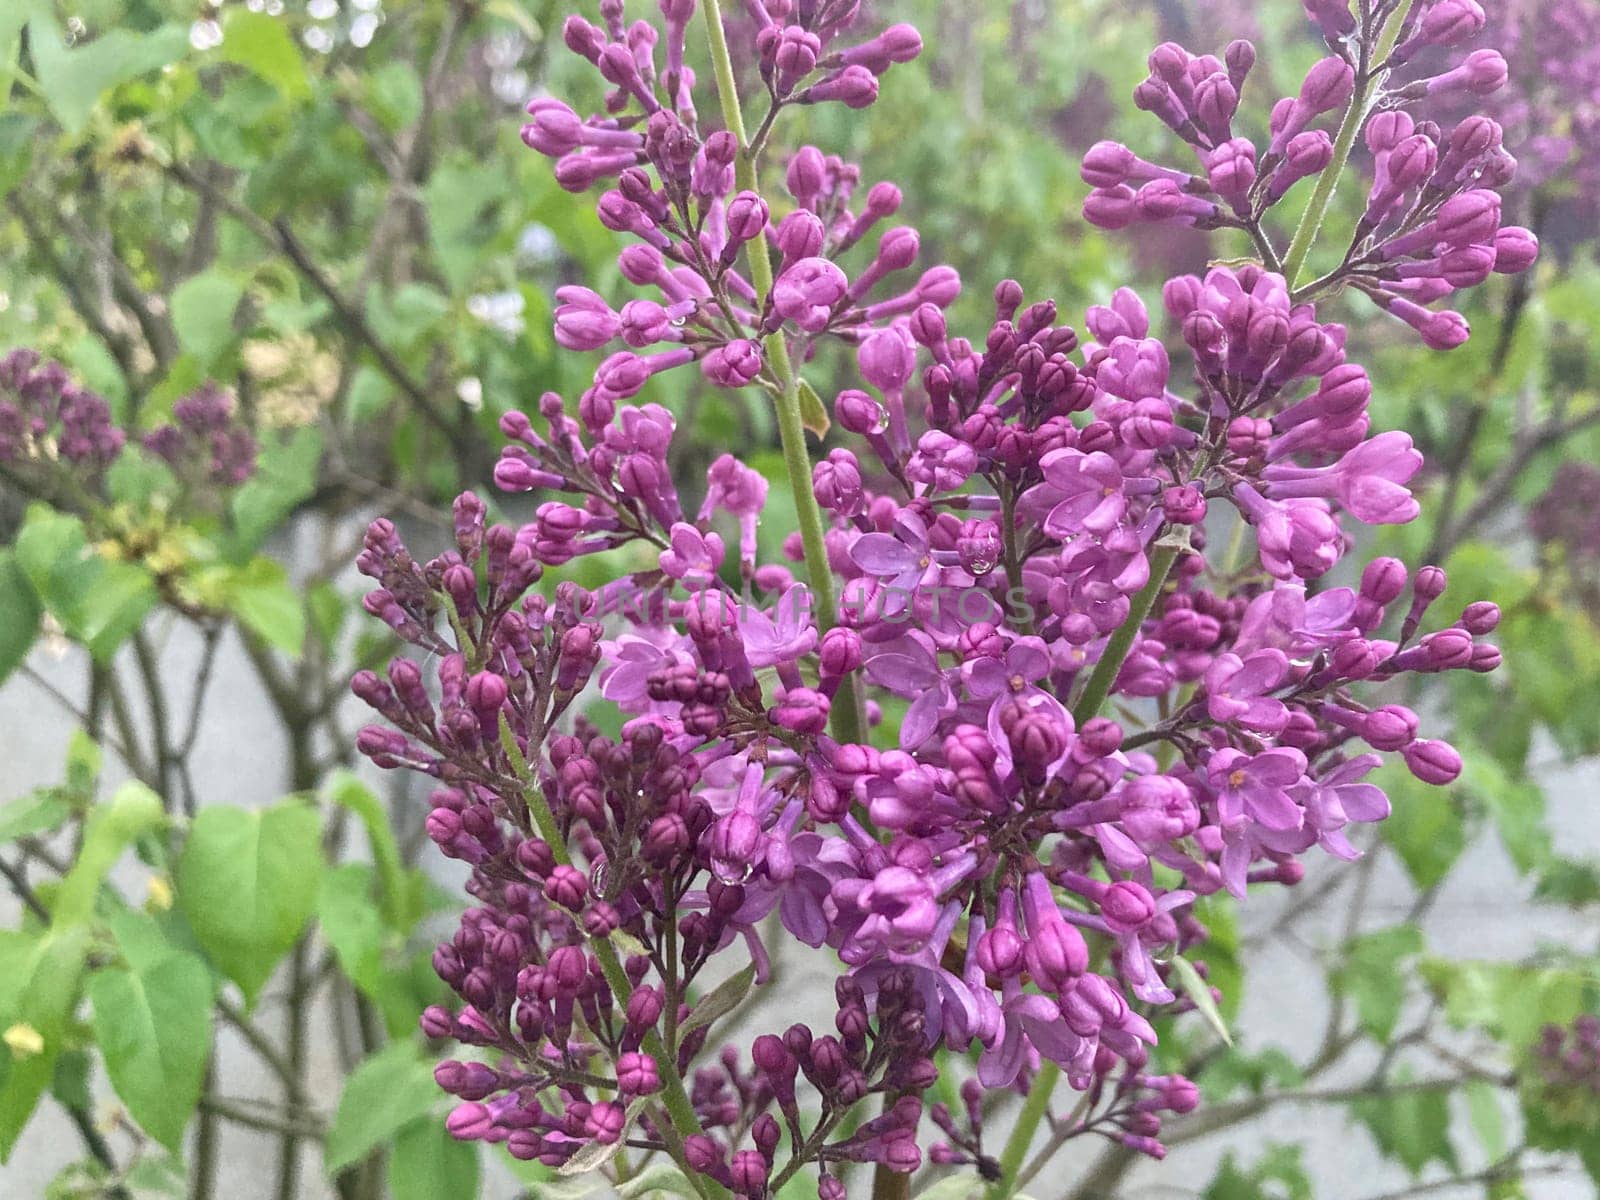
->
0 349 257 490
1472 0 1600 199
1083 0 1539 349
1528 1016 1600 1133
142 381 259 487
353 1 1517 1195
0 349 126 472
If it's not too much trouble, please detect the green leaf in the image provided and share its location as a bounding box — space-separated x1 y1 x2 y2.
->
224 557 306 656
365 62 423 133
679 963 758 1038
325 1044 441 1174
317 864 388 1000
1202 1145 1310 1200
1378 763 1466 889
13 506 156 660
345 366 395 425
88 949 213 1149
1351 1082 1458 1176
218 9 309 99
389 1117 481 1200
0 551 40 684
53 784 166 929
51 1048 91 1114
1464 1079 1506 1160
176 801 323 1004
324 772 408 930
1462 752 1551 875
1170 955 1232 1046
0 112 36 201
616 1164 699 1199
0 926 91 1160
1421 959 1589 1047
1332 925 1423 1042
171 272 245 369
0 792 69 844
227 426 323 558
796 379 830 438
556 1097 649 1176
28 19 191 136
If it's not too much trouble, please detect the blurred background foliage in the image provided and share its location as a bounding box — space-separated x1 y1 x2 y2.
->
0 0 1598 1198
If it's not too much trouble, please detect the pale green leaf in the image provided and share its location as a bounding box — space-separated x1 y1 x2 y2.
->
88 950 213 1149
1170 955 1232 1046
325 1044 440 1174
389 1117 480 1200
176 801 323 1004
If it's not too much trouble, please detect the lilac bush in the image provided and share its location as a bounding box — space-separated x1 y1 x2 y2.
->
352 0 1536 1195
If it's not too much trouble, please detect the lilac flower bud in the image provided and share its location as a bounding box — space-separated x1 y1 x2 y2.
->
770 688 830 734
859 327 916 391
544 864 588 910
1225 39 1255 87
1419 0 1486 45
1302 0 1355 38
724 191 769 250
707 810 762 881
1460 601 1500 634
1361 556 1408 605
1082 140 1138 188
420 1007 454 1039
1205 138 1257 208
1084 185 1137 230
627 985 665 1029
616 1051 661 1096
702 340 764 387
775 211 826 269
1385 297 1470 350
1025 918 1088 992
772 257 848 331
835 388 883 434
586 1101 626 1145
802 64 879 108
446 1103 494 1141
731 1150 770 1194
814 448 864 514
685 1135 724 1174
1403 738 1462 785
521 99 584 157
1492 227 1540 274
1102 881 1157 932
786 146 827 204
1364 704 1419 750
975 922 1025 978
1300 56 1355 112
1269 130 1334 201
772 25 821 95
843 24 923 75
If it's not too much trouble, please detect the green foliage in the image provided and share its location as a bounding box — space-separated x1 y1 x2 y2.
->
1332 925 1423 1042
87 947 212 1150
1203 1145 1311 1200
13 505 157 662
175 800 323 1005
325 1043 447 1176
1351 1081 1458 1177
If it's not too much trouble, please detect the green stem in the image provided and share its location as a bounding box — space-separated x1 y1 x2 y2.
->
499 720 728 1200
700 0 865 748
986 1063 1059 1200
1070 540 1183 727
1279 0 1420 287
